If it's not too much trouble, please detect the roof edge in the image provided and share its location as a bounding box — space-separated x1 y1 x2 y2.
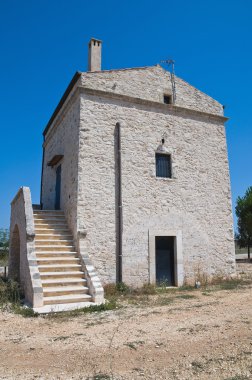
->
84 65 158 74
43 71 82 137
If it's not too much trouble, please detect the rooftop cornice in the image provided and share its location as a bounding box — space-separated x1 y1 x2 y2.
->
78 86 228 123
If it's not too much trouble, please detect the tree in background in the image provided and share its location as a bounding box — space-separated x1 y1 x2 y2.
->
0 228 9 265
235 186 252 261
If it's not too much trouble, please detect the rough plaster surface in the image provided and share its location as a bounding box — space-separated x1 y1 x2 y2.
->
41 66 235 286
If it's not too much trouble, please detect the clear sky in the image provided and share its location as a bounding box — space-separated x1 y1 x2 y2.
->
0 0 251 229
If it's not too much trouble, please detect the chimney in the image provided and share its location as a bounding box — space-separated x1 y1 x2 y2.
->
88 38 102 71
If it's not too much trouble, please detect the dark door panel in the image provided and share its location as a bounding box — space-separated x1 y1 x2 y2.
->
55 165 61 210
155 236 175 286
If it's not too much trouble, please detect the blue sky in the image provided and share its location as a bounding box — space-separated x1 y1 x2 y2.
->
0 0 251 229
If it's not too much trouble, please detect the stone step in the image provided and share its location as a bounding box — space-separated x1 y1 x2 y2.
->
34 210 64 214
34 221 68 227
39 271 85 279
34 301 95 313
43 294 92 305
38 264 82 272
43 286 89 297
35 228 70 234
35 246 76 252
34 215 66 220
37 257 80 265
41 278 87 287
34 219 67 223
35 234 72 240
36 252 77 258
35 239 74 246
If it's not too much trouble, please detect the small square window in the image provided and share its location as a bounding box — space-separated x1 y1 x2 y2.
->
163 95 172 104
156 153 172 178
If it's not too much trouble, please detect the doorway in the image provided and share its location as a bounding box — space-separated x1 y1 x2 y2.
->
155 236 175 286
55 165 61 210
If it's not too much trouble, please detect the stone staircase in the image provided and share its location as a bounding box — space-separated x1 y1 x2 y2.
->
33 210 94 312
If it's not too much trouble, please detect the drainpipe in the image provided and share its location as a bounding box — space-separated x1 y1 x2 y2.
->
116 122 123 283
40 136 45 210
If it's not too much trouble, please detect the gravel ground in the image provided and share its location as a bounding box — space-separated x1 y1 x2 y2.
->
0 265 251 380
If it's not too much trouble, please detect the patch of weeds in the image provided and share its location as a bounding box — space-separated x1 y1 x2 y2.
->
155 296 174 306
206 277 247 292
219 279 243 290
191 360 204 371
179 284 195 291
116 282 130 293
180 324 207 335
140 283 157 295
125 340 145 350
104 282 130 297
13 305 39 318
202 291 211 296
53 336 70 341
89 375 111 380
175 294 196 300
177 327 187 332
86 320 106 327
150 310 161 314
0 278 20 305
46 300 118 319
155 342 164 347
0 279 38 317
155 280 170 291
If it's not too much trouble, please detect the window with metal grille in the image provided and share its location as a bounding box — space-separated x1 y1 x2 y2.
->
156 153 172 178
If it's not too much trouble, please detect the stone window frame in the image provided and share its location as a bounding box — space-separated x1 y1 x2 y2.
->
148 229 184 286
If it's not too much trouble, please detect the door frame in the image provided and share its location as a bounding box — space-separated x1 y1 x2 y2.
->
148 229 184 286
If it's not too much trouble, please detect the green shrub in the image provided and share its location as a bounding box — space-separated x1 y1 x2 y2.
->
0 278 20 305
116 282 130 293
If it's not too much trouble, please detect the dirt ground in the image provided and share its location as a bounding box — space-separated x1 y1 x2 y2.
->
0 265 252 380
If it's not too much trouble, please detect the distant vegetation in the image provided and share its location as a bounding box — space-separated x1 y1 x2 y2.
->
236 186 252 261
0 228 9 266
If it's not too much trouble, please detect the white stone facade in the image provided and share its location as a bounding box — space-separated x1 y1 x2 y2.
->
41 65 236 287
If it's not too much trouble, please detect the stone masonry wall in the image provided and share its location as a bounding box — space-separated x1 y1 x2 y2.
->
81 65 223 116
78 93 235 286
41 96 80 238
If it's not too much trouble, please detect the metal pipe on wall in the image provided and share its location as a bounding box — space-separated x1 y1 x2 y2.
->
116 122 123 283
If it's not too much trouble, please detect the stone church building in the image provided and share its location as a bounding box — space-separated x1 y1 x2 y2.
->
9 38 236 312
